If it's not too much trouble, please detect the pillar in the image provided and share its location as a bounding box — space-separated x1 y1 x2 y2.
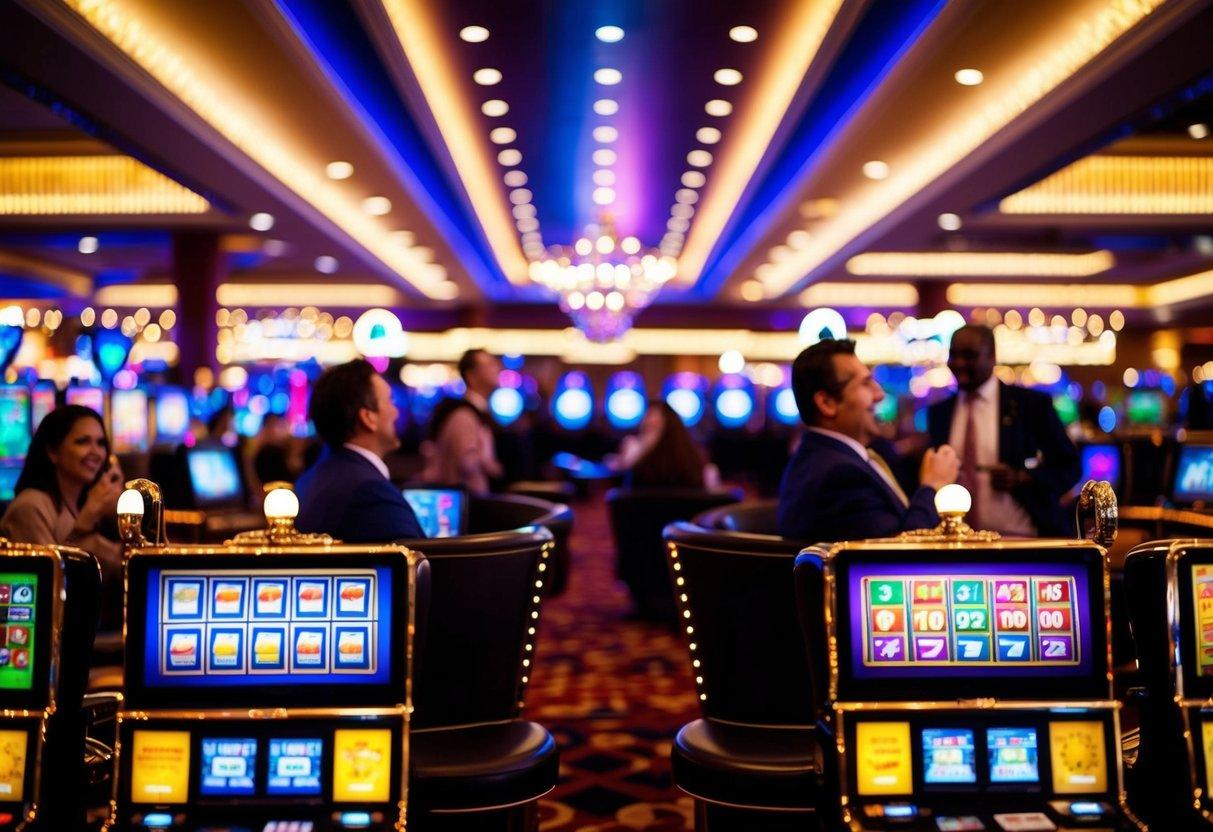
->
171 232 223 384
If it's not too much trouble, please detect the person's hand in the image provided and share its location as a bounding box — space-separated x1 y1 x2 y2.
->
80 464 123 529
989 463 1030 492
920 445 960 491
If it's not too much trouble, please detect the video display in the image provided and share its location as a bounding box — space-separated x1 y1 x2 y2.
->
142 568 391 689
0 465 21 504
267 738 323 796
64 385 104 414
855 721 912 796
1080 444 1121 492
1190 564 1213 677
30 386 55 431
402 488 464 538
1174 446 1213 505
110 389 150 454
199 737 257 796
922 728 976 785
186 449 243 505
1126 390 1165 427
0 387 30 461
1203 721 1213 798
0 730 28 802
1049 721 1107 794
154 388 190 444
987 727 1040 784
0 574 38 691
130 730 191 804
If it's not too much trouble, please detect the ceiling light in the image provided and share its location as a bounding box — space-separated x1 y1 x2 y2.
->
787 229 812 249
675 188 699 204
509 188 533 205
938 212 963 231
503 170 528 187
682 171 707 188
481 100 508 117
621 236 641 254
1190 123 1210 140
325 161 353 180
594 68 622 85
696 127 722 144
459 25 489 43
78 235 99 254
473 67 502 85
849 250 1114 277
497 148 522 166
593 126 618 143
490 127 516 144
593 187 616 205
390 230 414 247
592 169 616 186
729 26 758 43
314 255 339 274
594 99 619 116
954 68 984 86
714 68 743 86
517 217 539 232
671 203 695 219
687 150 714 167
595 25 624 42
668 216 690 232
362 196 391 216
263 239 287 257
592 149 617 166
740 279 764 301
862 160 889 180
513 203 537 219
705 99 733 117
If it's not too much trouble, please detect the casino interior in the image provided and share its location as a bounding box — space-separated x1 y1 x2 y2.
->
2 0 1213 831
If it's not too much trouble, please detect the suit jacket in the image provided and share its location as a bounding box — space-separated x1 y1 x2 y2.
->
926 382 1080 537
296 446 424 542
777 431 940 543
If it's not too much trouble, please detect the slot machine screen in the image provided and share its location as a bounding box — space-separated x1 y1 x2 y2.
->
0 463 21 503
401 488 466 538
110 389 150 454
1126 390 1165 427
1174 547 1213 698
834 547 1107 701
199 737 257 796
64 385 104 414
0 387 30 461
922 728 977 785
30 385 55 431
1079 444 1121 493
124 554 408 709
0 559 55 711
185 447 244 509
154 387 190 445
1053 394 1079 427
1172 445 1213 506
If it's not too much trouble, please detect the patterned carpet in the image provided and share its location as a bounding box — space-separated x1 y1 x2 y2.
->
529 492 698 831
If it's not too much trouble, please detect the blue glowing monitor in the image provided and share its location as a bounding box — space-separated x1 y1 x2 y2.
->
110 388 150 454
664 373 708 427
987 727 1039 784
714 387 754 430
922 728 977 785
401 488 466 538
489 387 525 427
1080 444 1122 493
267 738 323 795
0 462 21 502
1173 445 1213 505
200 738 257 796
770 387 800 426
0 386 31 461
154 387 190 445
605 372 646 430
552 372 594 431
186 447 244 508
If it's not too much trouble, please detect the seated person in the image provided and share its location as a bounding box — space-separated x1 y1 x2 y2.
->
295 359 424 542
612 401 720 489
0 405 124 625
778 339 959 542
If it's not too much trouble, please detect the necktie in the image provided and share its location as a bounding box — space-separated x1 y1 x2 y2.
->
959 393 982 528
868 449 910 507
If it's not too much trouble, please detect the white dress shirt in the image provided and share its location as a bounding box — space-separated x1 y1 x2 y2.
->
947 376 1036 536
808 427 907 506
343 442 390 480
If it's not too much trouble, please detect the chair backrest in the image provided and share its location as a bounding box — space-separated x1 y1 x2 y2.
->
662 522 822 727
694 499 780 535
468 492 572 537
399 527 553 729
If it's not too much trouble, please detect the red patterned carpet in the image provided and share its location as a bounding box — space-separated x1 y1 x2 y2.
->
529 493 698 831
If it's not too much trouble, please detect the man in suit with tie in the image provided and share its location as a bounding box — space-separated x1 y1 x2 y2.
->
927 324 1080 537
296 359 425 542
778 339 959 542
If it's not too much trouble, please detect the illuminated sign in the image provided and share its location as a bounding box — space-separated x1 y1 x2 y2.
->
855 721 912 796
131 730 191 803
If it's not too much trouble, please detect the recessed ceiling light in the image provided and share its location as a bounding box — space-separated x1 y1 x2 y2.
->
249 212 275 231
682 170 707 188
954 68 984 86
1195 234 1213 254
687 150 713 167
592 169 616 186
516 217 539 233
593 126 618 143
668 216 690 232
1190 123 1210 140
78 235 98 254
390 230 415 247
740 279 764 301
594 68 622 85
473 67 502 85
513 203 537 219
705 99 733 117
593 187 616 205
621 236 641 254
325 161 353 180
431 281 459 300
786 229 812 249
696 126 722 144
938 212 963 231
509 188 533 205
489 127 516 144
675 188 699 204
503 170 528 187
862 160 890 180
593 98 619 116
481 100 508 117
729 26 758 43
314 255 339 274
263 239 287 257
362 196 391 216
592 148 617 166
671 203 694 219
595 25 624 42
459 26 489 43
497 148 522 166
714 68 743 86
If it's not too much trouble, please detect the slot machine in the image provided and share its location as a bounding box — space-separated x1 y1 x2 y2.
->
663 372 708 429
0 387 31 505
108 485 423 832
0 540 100 831
604 371 646 433
1123 538 1213 826
802 483 1144 831
29 382 56 432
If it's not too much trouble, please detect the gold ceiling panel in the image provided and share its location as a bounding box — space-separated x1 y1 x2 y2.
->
0 155 209 215
1000 155 1213 214
846 250 1114 277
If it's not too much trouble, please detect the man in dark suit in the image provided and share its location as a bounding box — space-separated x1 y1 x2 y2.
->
927 324 1080 537
296 359 424 542
778 339 959 542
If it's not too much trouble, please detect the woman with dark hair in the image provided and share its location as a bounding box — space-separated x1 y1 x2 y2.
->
0 405 124 588
615 401 720 489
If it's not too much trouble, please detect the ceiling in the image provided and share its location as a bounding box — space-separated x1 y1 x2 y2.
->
0 0 1212 328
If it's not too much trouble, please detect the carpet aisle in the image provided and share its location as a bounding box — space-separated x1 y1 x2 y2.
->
530 493 698 831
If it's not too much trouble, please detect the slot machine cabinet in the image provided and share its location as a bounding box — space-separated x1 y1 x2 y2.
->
0 540 101 832
107 485 423 832
1122 538 1213 827
804 483 1145 832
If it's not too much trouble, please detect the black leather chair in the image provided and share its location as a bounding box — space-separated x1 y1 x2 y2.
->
662 522 827 830
469 493 574 597
607 487 743 620
694 499 779 535
398 527 559 831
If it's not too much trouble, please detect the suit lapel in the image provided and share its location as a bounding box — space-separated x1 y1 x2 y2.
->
809 432 903 510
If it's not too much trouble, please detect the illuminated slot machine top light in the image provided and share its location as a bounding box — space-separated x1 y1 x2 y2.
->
553 372 594 431
490 386 525 427
663 372 708 427
605 371 647 430
770 386 800 426
713 377 755 430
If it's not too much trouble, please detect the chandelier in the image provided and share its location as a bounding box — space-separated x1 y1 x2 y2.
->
528 220 677 342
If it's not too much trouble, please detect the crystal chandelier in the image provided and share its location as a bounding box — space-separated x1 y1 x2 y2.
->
528 220 677 342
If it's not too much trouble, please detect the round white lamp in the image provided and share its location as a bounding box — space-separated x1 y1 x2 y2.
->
934 484 972 517
117 488 146 546
117 489 145 517
263 486 300 542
